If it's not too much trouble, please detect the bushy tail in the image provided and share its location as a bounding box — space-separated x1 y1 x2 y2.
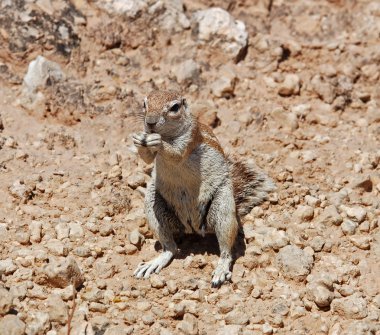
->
228 159 276 216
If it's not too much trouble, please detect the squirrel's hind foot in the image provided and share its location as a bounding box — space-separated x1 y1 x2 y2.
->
134 251 174 279
211 259 232 288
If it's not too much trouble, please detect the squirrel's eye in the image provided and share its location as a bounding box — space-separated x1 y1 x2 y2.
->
170 103 180 113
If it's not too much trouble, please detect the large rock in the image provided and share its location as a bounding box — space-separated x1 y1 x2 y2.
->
46 294 68 325
246 226 289 251
276 245 314 279
45 239 69 257
341 206 367 223
306 273 337 309
318 205 343 226
270 107 299 132
278 74 301 96
43 256 84 289
9 180 34 201
344 321 380 335
192 8 248 61
309 284 334 308
210 64 238 98
176 313 198 335
341 220 358 235
25 311 50 335
293 205 314 223
310 75 336 103
20 56 65 111
0 258 17 276
225 308 250 325
23 56 64 94
331 294 368 319
0 315 26 335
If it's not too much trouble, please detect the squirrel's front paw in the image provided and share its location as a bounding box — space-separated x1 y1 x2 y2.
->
132 132 161 151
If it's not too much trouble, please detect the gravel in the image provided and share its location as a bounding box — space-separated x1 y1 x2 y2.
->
0 1 379 334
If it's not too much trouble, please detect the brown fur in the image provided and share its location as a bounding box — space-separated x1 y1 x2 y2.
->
198 123 224 154
146 90 181 116
229 159 275 216
188 122 224 155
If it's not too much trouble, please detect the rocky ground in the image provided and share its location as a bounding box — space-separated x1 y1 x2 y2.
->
0 0 380 334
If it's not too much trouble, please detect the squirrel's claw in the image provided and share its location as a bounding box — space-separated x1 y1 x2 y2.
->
134 251 173 279
211 262 232 288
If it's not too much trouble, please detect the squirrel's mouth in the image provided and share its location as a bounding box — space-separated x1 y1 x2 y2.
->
145 124 156 134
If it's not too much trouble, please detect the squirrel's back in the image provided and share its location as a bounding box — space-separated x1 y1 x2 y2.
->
188 120 275 216
193 122 275 216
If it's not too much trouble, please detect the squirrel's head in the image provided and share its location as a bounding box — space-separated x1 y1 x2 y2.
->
143 90 191 138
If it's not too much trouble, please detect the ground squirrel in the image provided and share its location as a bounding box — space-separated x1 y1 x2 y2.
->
132 90 275 287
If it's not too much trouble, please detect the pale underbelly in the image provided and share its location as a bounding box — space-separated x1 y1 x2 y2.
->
159 185 212 236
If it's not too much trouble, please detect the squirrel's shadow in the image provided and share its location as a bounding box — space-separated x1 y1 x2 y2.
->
154 226 246 264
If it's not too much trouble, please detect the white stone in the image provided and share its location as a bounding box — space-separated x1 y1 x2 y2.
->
341 220 358 235
129 229 144 247
249 226 289 251
46 294 68 325
270 108 298 131
349 235 371 250
68 221 84 240
43 256 84 289
45 239 69 256
0 258 17 275
276 245 314 279
309 284 334 308
331 294 368 319
30 220 42 243
341 206 367 223
278 74 300 96
0 315 25 335
172 59 200 85
23 56 64 94
262 323 273 334
192 8 248 60
0 287 13 316
305 195 321 207
293 205 314 223
152 0 190 32
25 311 50 335
96 0 148 18
55 222 69 240
318 205 343 226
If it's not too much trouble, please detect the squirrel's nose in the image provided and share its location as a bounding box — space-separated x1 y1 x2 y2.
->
145 116 159 128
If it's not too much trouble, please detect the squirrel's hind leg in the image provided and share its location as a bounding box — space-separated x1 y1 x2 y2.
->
207 183 238 287
134 183 180 279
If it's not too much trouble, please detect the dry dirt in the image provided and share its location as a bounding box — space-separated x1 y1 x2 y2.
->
0 0 380 334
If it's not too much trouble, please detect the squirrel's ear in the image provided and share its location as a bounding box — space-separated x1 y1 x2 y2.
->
182 98 187 108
